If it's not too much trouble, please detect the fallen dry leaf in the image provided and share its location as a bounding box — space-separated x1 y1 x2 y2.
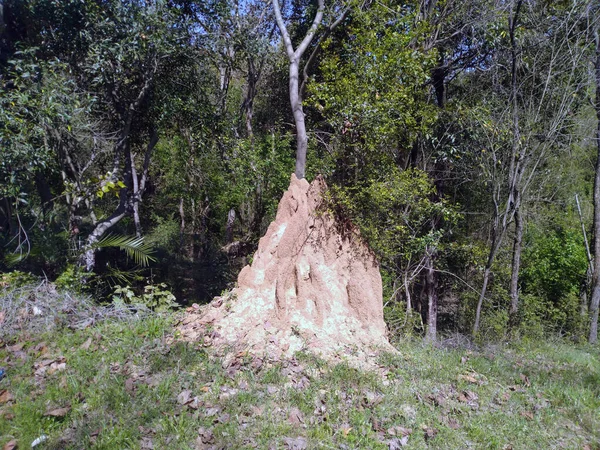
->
363 390 384 407
426 393 446 407
48 362 67 375
0 390 13 404
422 425 438 441
44 406 71 417
283 436 307 450
447 417 461 429
7 343 24 352
216 412 230 424
288 407 304 425
371 417 385 432
177 390 192 405
520 410 534 420
457 390 479 408
339 423 352 437
33 342 48 355
125 378 135 393
140 437 154 449
458 373 479 384
197 427 215 444
80 338 92 351
519 374 531 387
205 407 220 417
0 409 15 420
387 426 412 437
388 436 409 449
2 439 17 450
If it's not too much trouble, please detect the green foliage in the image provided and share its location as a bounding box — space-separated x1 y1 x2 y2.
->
55 265 91 293
112 283 177 312
311 1 437 157
336 168 458 264
0 271 37 289
521 226 588 334
145 217 181 254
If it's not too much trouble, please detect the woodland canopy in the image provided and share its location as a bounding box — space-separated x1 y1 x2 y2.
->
1 0 600 344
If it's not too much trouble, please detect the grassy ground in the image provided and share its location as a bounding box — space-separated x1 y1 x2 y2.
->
1 312 599 449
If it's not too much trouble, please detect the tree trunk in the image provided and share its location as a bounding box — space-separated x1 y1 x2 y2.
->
425 249 438 342
226 208 236 243
589 25 600 344
474 266 491 335
81 144 133 271
508 206 523 329
506 0 524 330
474 0 523 336
179 197 185 252
131 152 142 238
272 0 324 180
34 172 53 215
289 60 308 179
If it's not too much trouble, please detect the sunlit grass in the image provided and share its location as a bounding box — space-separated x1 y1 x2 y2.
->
0 315 598 449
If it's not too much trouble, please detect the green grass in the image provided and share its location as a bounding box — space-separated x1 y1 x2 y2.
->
1 314 599 449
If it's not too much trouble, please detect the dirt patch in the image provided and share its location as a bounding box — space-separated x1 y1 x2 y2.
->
177 174 394 367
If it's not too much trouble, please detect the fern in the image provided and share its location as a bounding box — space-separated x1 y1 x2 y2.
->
92 234 156 267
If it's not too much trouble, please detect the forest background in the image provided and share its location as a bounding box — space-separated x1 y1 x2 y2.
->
2 0 600 345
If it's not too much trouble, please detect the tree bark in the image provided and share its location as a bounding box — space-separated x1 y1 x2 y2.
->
473 266 491 334
81 143 134 271
131 130 159 238
179 197 185 252
589 24 600 344
425 248 438 342
226 208 236 244
508 206 523 328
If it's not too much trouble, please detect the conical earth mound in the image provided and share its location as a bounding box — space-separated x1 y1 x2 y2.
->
178 174 394 362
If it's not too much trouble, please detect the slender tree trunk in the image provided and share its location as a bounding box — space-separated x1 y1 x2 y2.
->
474 0 523 336
589 25 600 344
34 172 53 215
473 266 491 334
508 206 523 328
226 208 236 243
425 249 438 342
131 152 142 238
272 0 324 180
179 197 185 252
404 270 412 313
81 144 133 271
289 60 309 179
131 131 158 239
576 193 593 314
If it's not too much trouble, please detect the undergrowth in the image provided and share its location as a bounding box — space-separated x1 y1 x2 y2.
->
0 287 598 449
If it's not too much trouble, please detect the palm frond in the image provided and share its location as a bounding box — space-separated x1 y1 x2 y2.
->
104 265 145 287
4 252 28 267
92 234 156 267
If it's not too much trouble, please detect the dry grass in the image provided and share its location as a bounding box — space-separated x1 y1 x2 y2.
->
0 281 148 340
